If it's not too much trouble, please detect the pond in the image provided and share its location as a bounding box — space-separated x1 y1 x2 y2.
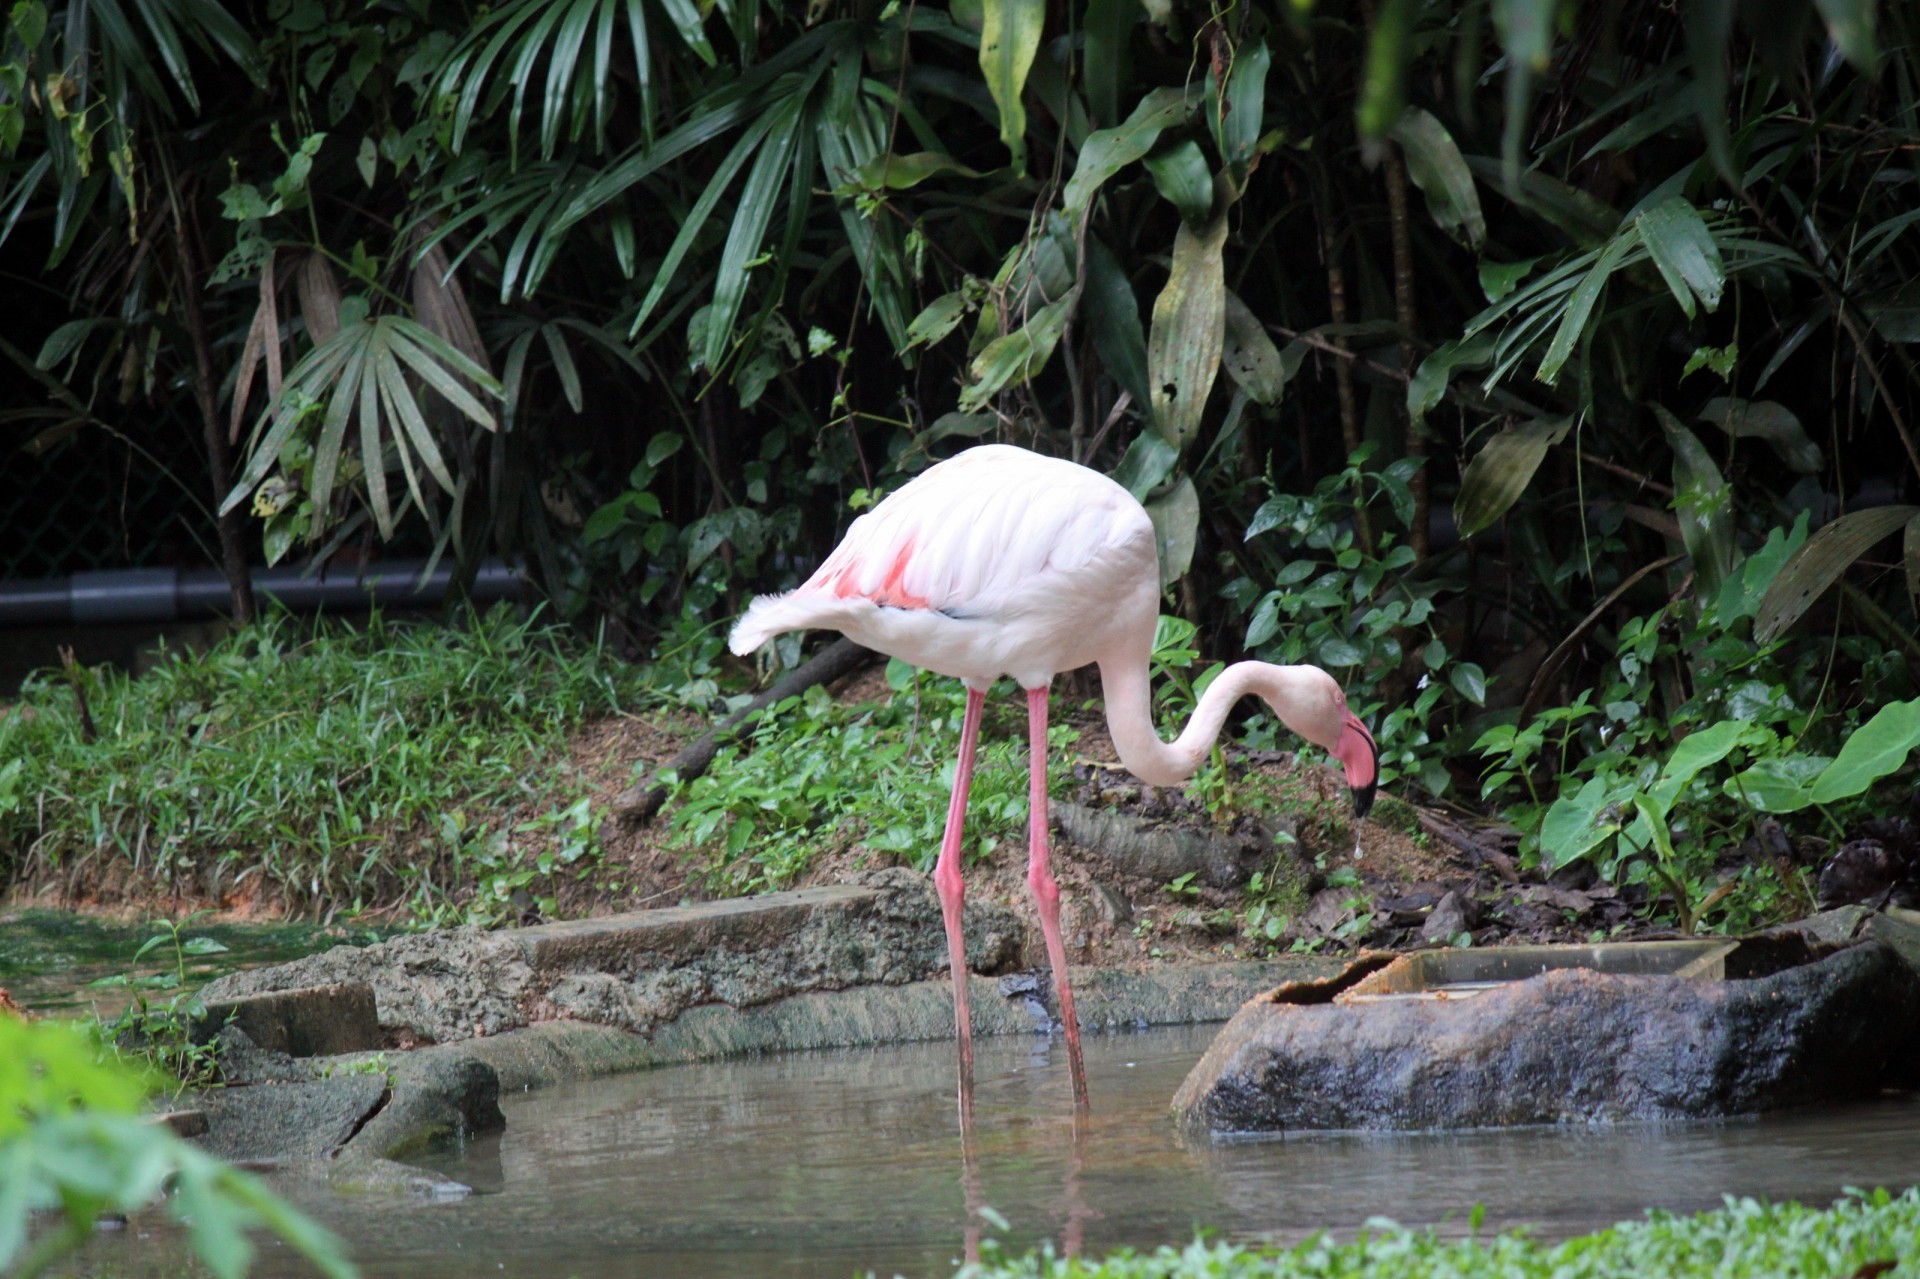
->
66 1021 1920 1278
0 908 384 1018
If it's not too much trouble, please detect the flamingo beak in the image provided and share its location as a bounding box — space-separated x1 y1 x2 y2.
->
1332 712 1378 819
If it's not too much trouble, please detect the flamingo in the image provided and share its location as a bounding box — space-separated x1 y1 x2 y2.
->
728 444 1378 1111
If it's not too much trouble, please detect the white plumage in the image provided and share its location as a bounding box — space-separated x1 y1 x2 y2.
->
728 443 1378 1113
730 445 1160 688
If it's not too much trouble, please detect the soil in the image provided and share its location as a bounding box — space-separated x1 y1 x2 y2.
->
536 671 1699 974
18 659 1875 967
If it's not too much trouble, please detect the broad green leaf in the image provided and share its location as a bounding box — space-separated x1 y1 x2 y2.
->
1908 512 1920 612
1723 754 1829 814
1810 698 1920 805
1217 37 1270 168
1220 292 1288 406
1061 87 1187 218
979 0 1043 175
1697 397 1820 474
958 295 1071 410
1407 334 1493 425
1712 512 1810 624
906 290 973 349
1812 0 1877 71
1110 430 1178 501
1539 774 1631 874
179 936 230 956
1685 0 1736 183
1083 237 1152 414
1146 210 1227 446
1649 718 1753 808
1860 279 1920 342
1081 0 1134 127
1657 409 1734 595
1144 474 1199 588
1143 141 1214 227
1356 0 1414 141
852 151 982 191
1448 662 1488 706
1635 195 1724 319
1452 417 1569 537
1390 108 1485 250
1755 505 1920 643
1538 228 1637 384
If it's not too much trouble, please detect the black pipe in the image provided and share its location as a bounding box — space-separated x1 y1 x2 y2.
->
0 559 525 627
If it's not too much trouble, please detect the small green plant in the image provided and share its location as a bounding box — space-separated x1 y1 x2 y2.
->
90 911 232 1098
1475 515 1920 933
956 1187 1920 1278
1227 447 1483 799
0 1016 355 1278
669 663 1077 893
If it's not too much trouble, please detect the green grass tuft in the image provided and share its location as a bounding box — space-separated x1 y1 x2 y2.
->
954 1188 1920 1278
0 606 655 920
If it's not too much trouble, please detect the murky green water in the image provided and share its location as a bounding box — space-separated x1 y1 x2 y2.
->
66 1022 1920 1279
0 909 383 1016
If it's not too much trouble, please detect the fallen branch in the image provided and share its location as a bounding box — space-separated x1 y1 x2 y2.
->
611 637 879 825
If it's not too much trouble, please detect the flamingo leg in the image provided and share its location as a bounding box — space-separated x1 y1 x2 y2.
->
1026 685 1089 1108
934 686 987 1116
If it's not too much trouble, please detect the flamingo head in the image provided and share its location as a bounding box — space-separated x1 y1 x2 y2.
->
1272 668 1378 819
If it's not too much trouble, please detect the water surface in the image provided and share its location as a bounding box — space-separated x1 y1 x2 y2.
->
73 1021 1920 1278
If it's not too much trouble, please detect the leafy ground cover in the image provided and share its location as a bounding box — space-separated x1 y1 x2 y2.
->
0 607 673 924
957 1189 1920 1279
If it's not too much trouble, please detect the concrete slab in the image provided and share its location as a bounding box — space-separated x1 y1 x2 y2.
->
515 884 881 971
197 981 380 1057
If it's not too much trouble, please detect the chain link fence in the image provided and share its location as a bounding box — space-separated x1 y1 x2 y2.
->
1 431 217 581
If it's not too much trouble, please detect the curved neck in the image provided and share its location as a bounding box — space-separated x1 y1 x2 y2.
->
1098 659 1291 788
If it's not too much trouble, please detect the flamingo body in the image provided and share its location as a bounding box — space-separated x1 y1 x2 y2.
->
729 444 1379 1112
732 445 1160 689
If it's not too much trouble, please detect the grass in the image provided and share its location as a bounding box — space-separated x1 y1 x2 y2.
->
0 605 658 922
668 662 1079 894
956 1187 1920 1278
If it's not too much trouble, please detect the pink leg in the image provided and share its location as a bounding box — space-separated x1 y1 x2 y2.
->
935 687 987 1117
1026 685 1089 1108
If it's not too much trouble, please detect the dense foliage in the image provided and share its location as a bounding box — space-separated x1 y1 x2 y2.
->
956 1189 1920 1279
2 0 1919 923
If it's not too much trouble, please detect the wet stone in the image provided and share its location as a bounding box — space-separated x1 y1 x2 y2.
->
1175 940 1920 1134
196 981 380 1057
193 1076 388 1164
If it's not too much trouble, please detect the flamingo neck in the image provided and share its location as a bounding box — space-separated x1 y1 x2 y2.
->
1098 659 1296 788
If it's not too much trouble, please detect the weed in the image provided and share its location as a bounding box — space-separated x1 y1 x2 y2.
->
0 606 656 921
1474 517 1920 933
667 663 1078 892
960 1187 1920 1278
88 912 231 1100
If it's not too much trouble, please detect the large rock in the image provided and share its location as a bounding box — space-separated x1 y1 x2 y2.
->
1175 940 1920 1133
199 871 1022 1045
195 982 380 1057
1054 801 1304 892
193 1076 388 1163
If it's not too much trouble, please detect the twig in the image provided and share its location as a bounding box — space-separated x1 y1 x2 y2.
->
611 637 880 824
58 647 97 744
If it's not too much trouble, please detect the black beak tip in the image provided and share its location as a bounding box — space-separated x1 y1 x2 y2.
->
1351 782 1376 821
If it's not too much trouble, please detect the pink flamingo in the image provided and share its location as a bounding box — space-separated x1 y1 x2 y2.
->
729 444 1378 1110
